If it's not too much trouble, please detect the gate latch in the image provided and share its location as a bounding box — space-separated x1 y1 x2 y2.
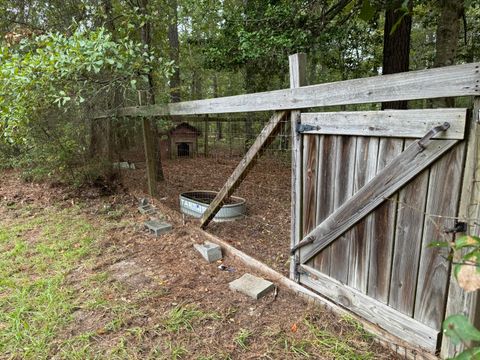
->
417 122 450 151
444 220 467 234
296 124 317 133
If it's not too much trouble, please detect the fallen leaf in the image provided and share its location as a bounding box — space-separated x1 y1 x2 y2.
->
457 259 480 292
291 323 298 333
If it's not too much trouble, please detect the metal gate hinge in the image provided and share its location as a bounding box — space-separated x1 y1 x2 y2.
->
296 123 317 133
445 220 468 234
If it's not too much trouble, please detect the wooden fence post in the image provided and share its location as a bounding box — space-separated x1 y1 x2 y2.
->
440 97 480 358
204 116 209 157
289 53 307 281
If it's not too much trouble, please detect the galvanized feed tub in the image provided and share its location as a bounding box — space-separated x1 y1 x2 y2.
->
179 190 246 222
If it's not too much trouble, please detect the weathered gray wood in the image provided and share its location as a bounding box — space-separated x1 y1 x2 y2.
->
290 53 307 280
388 145 429 316
302 135 318 235
299 264 439 352
200 111 289 229
141 117 157 197
414 142 465 330
367 138 403 302
310 135 337 274
101 63 480 118
300 109 466 139
329 135 357 283
299 139 460 264
441 98 480 358
347 136 379 292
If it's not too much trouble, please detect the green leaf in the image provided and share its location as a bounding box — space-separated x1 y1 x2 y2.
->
359 0 376 22
443 315 480 345
428 241 452 248
451 347 480 360
454 236 480 250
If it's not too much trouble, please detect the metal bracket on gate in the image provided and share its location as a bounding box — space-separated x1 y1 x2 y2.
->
296 123 318 133
417 122 450 151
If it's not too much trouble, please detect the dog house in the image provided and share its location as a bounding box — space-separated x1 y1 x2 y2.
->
160 122 200 159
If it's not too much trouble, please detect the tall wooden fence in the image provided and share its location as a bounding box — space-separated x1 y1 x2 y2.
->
95 56 480 358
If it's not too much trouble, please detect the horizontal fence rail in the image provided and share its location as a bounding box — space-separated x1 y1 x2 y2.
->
94 63 480 119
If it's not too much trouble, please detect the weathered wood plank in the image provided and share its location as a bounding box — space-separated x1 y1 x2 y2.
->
298 139 460 264
302 135 319 235
367 138 403 303
414 142 465 330
200 111 289 229
347 136 379 292
103 63 480 118
441 98 480 358
290 53 307 280
300 109 466 139
309 135 337 274
329 135 357 283
299 264 439 352
388 143 429 316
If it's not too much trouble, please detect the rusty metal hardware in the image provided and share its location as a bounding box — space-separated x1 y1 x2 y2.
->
417 122 450 151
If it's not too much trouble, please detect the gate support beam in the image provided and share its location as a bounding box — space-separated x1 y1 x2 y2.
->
200 110 289 229
289 53 307 280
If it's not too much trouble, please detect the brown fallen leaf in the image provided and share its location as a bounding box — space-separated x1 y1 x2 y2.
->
457 259 480 292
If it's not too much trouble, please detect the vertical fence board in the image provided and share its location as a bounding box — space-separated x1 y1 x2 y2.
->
368 138 403 302
347 137 379 292
389 140 429 316
311 135 337 273
329 136 357 282
302 135 319 235
414 142 465 330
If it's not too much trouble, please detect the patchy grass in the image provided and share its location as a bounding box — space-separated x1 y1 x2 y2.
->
164 304 221 333
0 206 97 359
233 328 253 350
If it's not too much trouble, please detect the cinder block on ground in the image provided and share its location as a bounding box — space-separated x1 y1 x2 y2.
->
138 204 155 215
229 273 275 300
194 242 222 263
144 220 172 236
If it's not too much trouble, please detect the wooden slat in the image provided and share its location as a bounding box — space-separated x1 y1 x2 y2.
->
299 139 460 264
388 145 429 316
441 98 480 357
367 138 403 302
310 135 337 274
290 53 307 280
302 135 319 235
300 109 467 139
97 63 480 118
347 137 379 292
299 264 439 351
329 136 356 283
414 142 466 330
199 111 289 229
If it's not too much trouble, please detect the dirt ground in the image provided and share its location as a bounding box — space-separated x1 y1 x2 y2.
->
122 155 292 275
0 169 402 359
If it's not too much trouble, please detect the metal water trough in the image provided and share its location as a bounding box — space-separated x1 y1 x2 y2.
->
179 190 246 222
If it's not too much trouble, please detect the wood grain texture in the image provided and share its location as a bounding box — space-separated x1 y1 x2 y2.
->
329 135 357 283
289 53 307 280
441 98 480 357
347 136 379 292
200 111 289 228
300 264 439 352
299 139 460 264
300 109 466 139
100 63 480 118
302 135 319 235
388 142 429 316
414 142 465 330
310 135 337 274
367 138 403 303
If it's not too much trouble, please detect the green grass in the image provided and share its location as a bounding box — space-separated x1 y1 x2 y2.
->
164 304 220 333
0 206 99 359
233 328 253 350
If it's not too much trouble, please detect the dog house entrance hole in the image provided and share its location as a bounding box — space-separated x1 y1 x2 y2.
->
177 142 190 157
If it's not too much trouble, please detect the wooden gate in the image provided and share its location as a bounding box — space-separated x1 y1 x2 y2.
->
291 108 468 352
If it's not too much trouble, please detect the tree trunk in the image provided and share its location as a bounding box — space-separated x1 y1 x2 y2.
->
213 74 222 141
431 0 464 108
139 0 164 182
168 0 181 103
381 0 412 110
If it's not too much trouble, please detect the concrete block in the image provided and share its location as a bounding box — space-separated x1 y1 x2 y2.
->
229 273 275 300
194 242 222 263
144 220 172 236
138 204 155 215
